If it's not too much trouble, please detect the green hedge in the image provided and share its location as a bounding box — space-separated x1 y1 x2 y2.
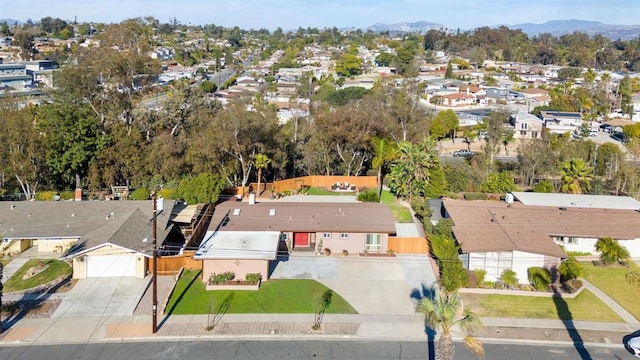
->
463 192 488 200
35 191 58 201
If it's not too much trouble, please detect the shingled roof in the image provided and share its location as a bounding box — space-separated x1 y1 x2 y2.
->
442 198 640 258
0 200 174 257
208 201 396 234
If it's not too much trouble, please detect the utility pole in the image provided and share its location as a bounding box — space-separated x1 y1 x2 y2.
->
0 262 3 334
151 192 158 334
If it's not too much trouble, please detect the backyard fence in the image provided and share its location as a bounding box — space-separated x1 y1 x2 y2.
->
387 237 430 255
148 250 202 275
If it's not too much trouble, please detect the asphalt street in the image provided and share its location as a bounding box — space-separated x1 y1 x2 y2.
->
0 340 631 360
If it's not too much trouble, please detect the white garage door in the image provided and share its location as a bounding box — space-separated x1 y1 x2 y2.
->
86 254 136 277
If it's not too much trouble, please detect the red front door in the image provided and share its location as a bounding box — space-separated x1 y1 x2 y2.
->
293 232 310 247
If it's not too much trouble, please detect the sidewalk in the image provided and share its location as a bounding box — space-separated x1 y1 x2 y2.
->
1 312 636 347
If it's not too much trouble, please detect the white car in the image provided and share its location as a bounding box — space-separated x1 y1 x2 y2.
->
624 330 640 357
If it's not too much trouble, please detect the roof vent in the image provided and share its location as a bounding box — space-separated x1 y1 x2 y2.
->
233 208 241 216
269 208 276 216
10 205 15 209
559 207 567 211
71 213 75 217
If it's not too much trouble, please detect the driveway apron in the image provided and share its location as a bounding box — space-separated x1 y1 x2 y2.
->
52 277 150 318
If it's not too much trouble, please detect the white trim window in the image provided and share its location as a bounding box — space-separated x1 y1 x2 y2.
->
365 234 382 252
340 233 349 239
322 233 332 239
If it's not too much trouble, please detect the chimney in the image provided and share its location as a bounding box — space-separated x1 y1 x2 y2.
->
74 188 83 201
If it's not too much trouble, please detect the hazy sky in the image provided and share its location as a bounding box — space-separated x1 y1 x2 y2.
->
1 0 638 30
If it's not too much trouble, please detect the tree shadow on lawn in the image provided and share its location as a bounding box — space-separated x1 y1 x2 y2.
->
160 270 202 328
411 284 437 360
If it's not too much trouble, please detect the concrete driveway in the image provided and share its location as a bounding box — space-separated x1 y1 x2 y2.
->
270 255 436 315
53 277 150 318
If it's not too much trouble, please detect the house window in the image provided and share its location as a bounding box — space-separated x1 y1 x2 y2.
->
322 233 332 239
521 123 528 130
340 233 349 239
531 131 538 138
567 237 578 244
469 251 512 278
520 131 527 136
365 234 382 252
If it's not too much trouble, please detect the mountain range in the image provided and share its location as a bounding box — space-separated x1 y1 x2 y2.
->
363 19 640 40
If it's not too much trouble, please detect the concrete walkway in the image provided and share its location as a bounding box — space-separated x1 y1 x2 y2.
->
582 279 639 323
2 257 28 282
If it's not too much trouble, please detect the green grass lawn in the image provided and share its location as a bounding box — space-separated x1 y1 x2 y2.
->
1 259 11 267
462 289 623 322
581 262 640 320
4 259 72 293
305 187 356 196
165 270 358 315
380 190 413 222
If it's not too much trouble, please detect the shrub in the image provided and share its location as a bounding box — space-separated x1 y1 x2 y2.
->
208 271 235 285
59 190 75 200
35 191 58 201
342 249 349 256
626 270 640 287
499 269 519 289
466 269 478 288
533 180 554 193
463 192 488 201
357 190 379 202
157 188 176 200
558 256 583 281
323 248 331 256
595 236 630 265
244 273 262 284
563 279 583 293
473 269 487 287
527 267 552 291
131 187 150 200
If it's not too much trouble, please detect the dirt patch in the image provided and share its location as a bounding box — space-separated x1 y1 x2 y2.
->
53 278 78 293
480 326 626 344
2 299 61 319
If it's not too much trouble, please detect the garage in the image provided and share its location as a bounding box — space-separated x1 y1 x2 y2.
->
86 254 137 278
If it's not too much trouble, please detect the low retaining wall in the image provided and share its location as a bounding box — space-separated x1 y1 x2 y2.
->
206 280 261 291
4 273 72 296
459 285 584 299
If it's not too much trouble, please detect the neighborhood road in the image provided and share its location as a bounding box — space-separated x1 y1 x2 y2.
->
0 340 631 360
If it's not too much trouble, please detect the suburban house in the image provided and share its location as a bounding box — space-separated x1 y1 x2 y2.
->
440 93 475 107
0 200 178 279
442 192 640 284
510 112 544 139
194 200 396 282
459 85 486 100
519 87 550 105
485 87 524 104
0 63 33 92
539 110 583 134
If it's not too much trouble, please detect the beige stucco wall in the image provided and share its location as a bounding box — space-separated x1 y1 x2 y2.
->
35 237 80 253
319 232 388 254
1 239 32 256
71 245 147 279
203 259 270 283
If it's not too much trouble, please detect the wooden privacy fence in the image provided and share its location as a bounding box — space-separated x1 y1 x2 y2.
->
388 237 430 255
148 250 202 275
272 175 378 193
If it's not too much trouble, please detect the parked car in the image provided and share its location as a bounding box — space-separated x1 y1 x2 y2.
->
624 330 640 357
600 124 613 133
453 149 476 158
589 130 598 137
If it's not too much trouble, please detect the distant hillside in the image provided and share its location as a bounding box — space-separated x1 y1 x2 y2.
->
507 19 640 40
366 19 640 40
0 19 21 25
365 21 445 34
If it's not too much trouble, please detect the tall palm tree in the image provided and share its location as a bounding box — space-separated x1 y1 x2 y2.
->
595 236 630 265
371 137 398 201
254 153 271 197
560 159 592 194
416 289 485 360
501 129 515 156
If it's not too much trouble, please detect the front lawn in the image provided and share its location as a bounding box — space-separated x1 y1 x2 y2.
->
305 187 356 196
381 190 413 222
462 289 622 322
4 259 72 293
165 270 358 315
581 262 640 320
1 259 11 267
